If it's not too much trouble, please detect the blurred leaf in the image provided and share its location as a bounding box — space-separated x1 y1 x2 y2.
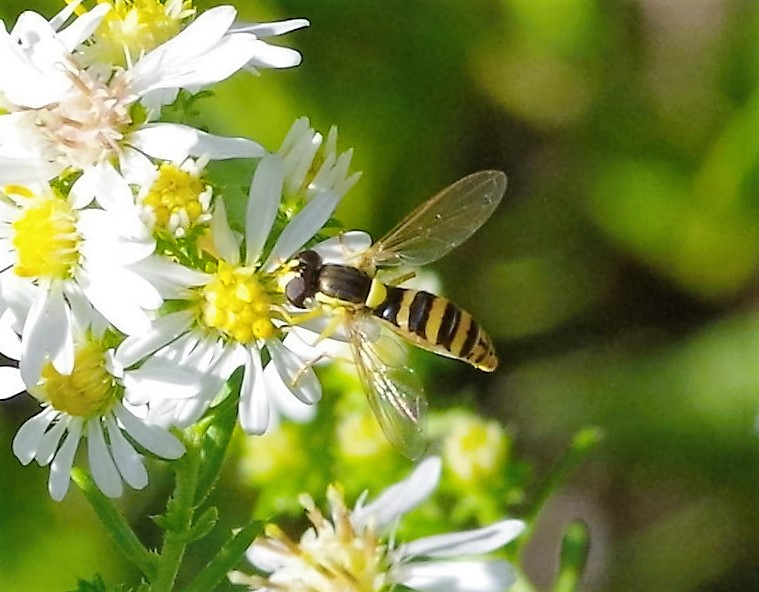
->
589 159 759 300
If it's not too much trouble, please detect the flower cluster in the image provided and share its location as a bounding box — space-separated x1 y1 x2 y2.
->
0 3 525 591
0 0 360 500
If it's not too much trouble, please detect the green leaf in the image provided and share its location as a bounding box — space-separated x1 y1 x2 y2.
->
194 369 242 506
181 521 264 592
187 506 219 542
66 574 133 592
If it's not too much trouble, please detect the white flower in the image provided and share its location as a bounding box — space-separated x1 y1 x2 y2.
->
0 172 181 384
230 457 525 592
277 117 362 210
0 315 194 501
115 151 349 434
0 5 265 186
131 156 215 237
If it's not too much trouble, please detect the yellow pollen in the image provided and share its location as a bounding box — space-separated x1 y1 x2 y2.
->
143 163 208 232
199 261 276 344
87 0 195 67
12 193 80 280
41 341 117 418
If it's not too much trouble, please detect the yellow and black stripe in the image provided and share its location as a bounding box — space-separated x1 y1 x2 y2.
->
371 285 498 371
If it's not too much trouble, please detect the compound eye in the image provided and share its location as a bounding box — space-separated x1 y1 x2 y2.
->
285 277 307 308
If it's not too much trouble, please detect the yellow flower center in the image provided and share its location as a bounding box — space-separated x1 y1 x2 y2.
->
198 261 276 344
84 0 195 67
39 341 117 418
142 163 209 234
12 190 80 280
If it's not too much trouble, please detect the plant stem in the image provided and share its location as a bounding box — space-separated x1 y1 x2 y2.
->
72 468 158 579
152 434 202 592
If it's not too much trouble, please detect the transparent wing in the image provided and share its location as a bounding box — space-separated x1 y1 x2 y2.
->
368 170 507 267
347 319 428 459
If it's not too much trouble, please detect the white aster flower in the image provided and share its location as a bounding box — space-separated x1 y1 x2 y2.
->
132 156 214 237
0 5 266 186
229 457 525 592
115 150 351 434
0 172 178 384
0 317 194 501
276 117 362 213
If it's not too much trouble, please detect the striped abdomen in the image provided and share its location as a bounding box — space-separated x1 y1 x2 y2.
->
371 286 498 372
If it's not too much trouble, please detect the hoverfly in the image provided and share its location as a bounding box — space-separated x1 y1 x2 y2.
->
284 170 507 458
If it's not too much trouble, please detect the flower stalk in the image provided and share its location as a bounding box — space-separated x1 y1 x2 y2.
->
71 467 158 579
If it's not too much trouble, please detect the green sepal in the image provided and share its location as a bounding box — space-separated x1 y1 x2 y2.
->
181 520 264 592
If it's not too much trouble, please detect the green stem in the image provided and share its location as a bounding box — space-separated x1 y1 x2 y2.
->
72 467 157 579
152 434 202 592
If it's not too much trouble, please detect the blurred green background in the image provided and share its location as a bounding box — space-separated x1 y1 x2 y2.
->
3 0 759 590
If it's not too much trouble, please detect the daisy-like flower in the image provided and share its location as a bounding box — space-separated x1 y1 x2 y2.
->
276 117 362 214
0 313 195 501
0 4 290 186
115 148 351 434
133 156 214 237
229 457 525 592
0 168 178 385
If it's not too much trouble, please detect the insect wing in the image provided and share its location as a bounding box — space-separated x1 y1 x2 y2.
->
348 321 428 459
369 170 507 267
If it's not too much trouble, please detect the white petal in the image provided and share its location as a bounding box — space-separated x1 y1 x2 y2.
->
49 423 82 501
394 560 516 592
263 361 317 425
246 154 283 265
231 18 310 38
397 520 526 560
0 366 25 399
115 403 185 459
263 190 340 271
123 360 202 405
210 197 240 264
81 269 156 335
88 420 123 498
352 456 441 530
0 153 61 184
132 256 209 297
34 416 68 466
247 40 302 69
238 346 269 434
20 283 73 384
115 310 193 368
283 326 352 360
119 147 157 187
57 3 110 52
128 123 263 162
105 414 148 490
128 6 238 94
266 338 321 404
312 231 372 265
12 409 55 465
245 539 290 572
75 161 134 212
